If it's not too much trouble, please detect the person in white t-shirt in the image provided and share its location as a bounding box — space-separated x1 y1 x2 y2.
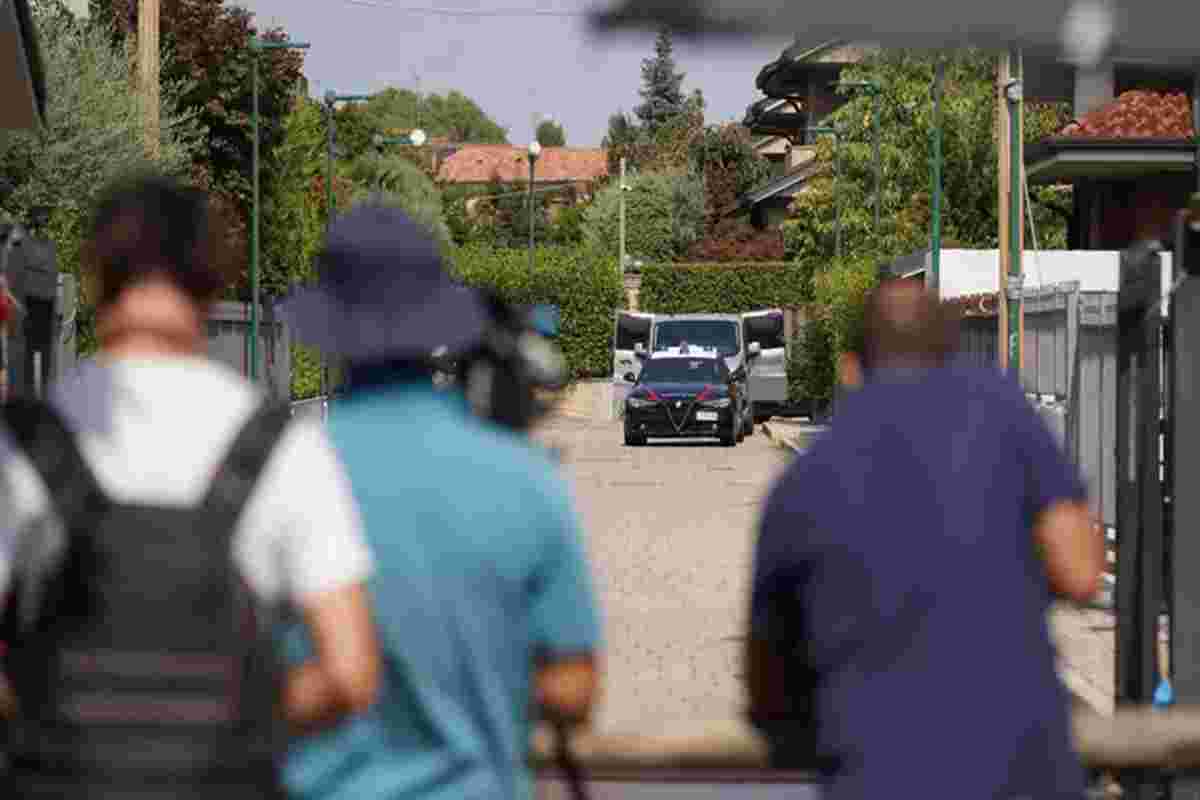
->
0 173 380 799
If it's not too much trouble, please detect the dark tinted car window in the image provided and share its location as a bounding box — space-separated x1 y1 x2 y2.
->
654 321 740 356
616 315 653 350
638 358 722 384
744 313 786 350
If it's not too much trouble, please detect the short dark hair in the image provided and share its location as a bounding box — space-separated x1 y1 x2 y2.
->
853 278 961 370
83 172 234 309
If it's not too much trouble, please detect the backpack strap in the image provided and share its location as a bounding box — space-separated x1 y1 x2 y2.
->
201 402 293 542
2 398 107 525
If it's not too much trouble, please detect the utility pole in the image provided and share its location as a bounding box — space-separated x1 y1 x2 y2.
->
930 62 944 291
618 157 627 280
249 37 308 383
998 53 1012 370
1006 48 1025 376
138 0 160 158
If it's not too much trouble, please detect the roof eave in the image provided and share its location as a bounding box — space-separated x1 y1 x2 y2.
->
1026 137 1197 181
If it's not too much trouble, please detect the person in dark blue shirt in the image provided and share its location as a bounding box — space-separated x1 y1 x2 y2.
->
746 279 1104 800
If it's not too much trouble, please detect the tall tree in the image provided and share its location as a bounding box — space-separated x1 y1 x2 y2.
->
780 49 1072 292
330 87 509 165
536 119 566 147
634 29 686 132
1 0 204 351
94 0 306 295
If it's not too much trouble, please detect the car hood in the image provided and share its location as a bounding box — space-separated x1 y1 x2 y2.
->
633 381 725 400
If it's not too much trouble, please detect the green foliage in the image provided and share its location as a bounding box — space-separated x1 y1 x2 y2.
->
291 343 323 400
582 172 705 263
779 49 1073 266
262 96 327 299
347 153 452 252
789 255 880 409
343 88 508 158
0 1 203 315
689 123 773 213
638 262 806 314
635 29 687 132
87 0 308 298
686 123 774 257
605 91 705 176
548 205 585 246
448 245 624 378
536 120 566 147
788 320 835 409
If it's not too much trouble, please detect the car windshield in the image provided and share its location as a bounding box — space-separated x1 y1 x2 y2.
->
639 358 721 384
654 321 740 356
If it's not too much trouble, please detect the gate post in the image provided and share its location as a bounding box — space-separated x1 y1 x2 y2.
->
1169 212 1200 799
1115 242 1165 799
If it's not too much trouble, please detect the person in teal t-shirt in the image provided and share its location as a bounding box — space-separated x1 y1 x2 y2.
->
280 204 602 800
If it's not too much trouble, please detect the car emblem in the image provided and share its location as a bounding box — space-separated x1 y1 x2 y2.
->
675 401 683 408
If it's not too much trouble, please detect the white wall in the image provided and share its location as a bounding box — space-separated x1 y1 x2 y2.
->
937 248 1174 306
937 250 1121 297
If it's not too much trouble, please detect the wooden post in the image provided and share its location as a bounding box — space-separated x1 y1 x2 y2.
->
997 53 1011 370
1015 50 1026 376
138 0 160 158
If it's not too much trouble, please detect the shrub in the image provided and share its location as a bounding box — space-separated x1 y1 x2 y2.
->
788 255 879 409
638 261 806 314
448 245 624 378
291 344 322 401
788 320 835 410
685 223 785 262
582 171 705 263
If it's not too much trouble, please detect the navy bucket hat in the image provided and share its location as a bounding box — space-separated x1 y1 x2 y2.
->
280 203 489 363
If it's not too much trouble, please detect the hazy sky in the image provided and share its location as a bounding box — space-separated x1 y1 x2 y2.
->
236 0 794 147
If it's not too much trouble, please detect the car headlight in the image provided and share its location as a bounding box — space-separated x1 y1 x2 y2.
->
700 397 732 408
627 397 656 409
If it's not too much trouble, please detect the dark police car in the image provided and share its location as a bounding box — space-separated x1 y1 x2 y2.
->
623 345 743 447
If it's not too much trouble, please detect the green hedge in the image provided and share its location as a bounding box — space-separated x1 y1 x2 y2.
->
448 245 624 378
638 262 807 314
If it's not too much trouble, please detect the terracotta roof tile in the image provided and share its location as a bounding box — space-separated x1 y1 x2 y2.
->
1060 90 1195 139
436 145 608 184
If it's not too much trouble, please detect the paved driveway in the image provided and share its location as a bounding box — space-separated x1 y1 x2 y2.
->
535 413 1116 731
535 417 790 731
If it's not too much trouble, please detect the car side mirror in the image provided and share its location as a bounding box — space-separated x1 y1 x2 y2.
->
634 342 648 360
623 372 637 383
748 341 762 359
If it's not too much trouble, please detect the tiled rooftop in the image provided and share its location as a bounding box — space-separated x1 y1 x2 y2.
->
437 145 608 184
1060 90 1195 139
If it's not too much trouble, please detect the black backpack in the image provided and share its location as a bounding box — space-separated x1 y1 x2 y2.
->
0 398 292 799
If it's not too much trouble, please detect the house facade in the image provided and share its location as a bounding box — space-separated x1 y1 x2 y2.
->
738 39 875 228
1027 87 1197 251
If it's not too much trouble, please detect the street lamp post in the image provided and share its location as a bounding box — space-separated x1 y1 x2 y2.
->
834 80 882 231
249 36 309 383
320 90 371 400
931 61 945 292
527 140 541 277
